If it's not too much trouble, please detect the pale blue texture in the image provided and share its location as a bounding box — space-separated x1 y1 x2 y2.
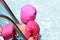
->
0 0 60 40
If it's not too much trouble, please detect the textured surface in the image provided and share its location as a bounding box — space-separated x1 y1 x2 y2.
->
0 0 60 40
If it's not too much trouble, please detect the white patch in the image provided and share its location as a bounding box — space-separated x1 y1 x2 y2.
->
0 36 4 40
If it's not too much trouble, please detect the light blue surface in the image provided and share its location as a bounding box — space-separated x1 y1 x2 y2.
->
0 0 60 40
0 3 10 26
